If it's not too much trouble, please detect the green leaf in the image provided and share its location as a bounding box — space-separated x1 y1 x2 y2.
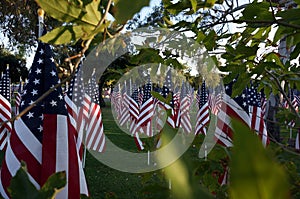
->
277 9 300 25
8 163 39 199
151 91 166 103
230 120 290 199
38 171 66 198
190 0 197 12
39 25 92 44
36 0 99 26
113 0 151 24
241 1 273 21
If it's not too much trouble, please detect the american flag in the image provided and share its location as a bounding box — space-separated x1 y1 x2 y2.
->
215 79 250 147
0 42 88 199
118 82 130 127
0 66 11 150
15 78 23 115
134 77 154 137
173 86 181 128
111 85 122 120
128 85 144 150
247 85 269 147
65 61 86 159
160 69 175 128
85 70 105 153
179 82 192 133
195 81 210 135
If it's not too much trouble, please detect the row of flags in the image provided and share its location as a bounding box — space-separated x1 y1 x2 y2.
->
111 73 276 150
0 40 107 198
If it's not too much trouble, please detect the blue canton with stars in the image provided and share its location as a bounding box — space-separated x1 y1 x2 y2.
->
142 76 152 103
224 78 249 113
86 71 100 104
66 61 85 107
20 42 67 141
0 67 10 101
198 81 208 108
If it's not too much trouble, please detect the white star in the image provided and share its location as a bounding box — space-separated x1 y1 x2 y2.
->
21 101 25 106
58 94 63 100
33 79 40 85
27 112 34 118
50 70 56 76
29 100 34 105
50 57 55 62
39 48 44 54
31 89 38 96
37 58 43 64
242 93 246 98
50 100 57 106
38 125 43 132
35 68 42 74
39 114 44 120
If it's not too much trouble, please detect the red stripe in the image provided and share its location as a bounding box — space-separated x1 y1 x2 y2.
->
41 114 57 186
10 129 41 184
67 117 80 199
1 157 12 198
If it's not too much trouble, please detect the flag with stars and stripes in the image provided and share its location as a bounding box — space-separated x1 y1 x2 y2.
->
195 81 210 135
134 77 155 137
179 82 192 133
215 78 250 147
65 61 87 160
15 78 23 115
0 66 11 150
85 70 105 153
0 42 88 199
160 69 175 128
247 85 269 147
118 82 130 127
128 85 144 150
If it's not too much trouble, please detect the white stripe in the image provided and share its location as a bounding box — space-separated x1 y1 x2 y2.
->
55 115 69 199
14 119 42 163
4 141 40 189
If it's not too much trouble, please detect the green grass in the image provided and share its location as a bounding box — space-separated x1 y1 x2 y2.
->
83 105 145 198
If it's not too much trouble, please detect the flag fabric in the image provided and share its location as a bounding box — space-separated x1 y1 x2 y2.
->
173 86 181 128
85 71 105 153
0 66 11 150
65 61 86 159
160 69 175 128
0 42 88 199
215 78 269 147
179 82 192 133
15 78 23 115
128 85 144 150
118 82 130 127
247 85 269 147
111 85 122 120
215 79 250 147
195 81 210 135
134 77 154 137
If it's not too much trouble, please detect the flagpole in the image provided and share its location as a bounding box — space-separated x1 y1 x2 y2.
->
37 8 44 37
